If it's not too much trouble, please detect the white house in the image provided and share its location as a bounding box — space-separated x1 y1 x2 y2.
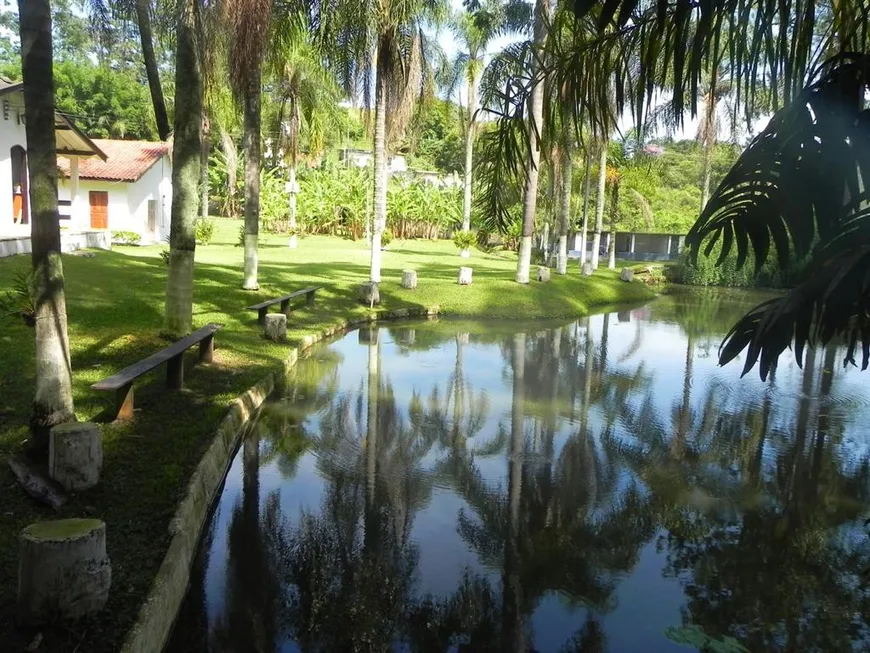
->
56 139 172 243
0 77 172 252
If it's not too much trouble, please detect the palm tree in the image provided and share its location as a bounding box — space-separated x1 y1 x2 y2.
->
268 13 342 249
515 0 552 284
164 0 205 336
320 0 446 284
133 0 171 140
18 0 75 449
224 0 272 290
450 0 531 241
590 144 606 269
513 1 870 376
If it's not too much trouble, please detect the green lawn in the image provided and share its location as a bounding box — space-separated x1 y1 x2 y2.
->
0 219 653 651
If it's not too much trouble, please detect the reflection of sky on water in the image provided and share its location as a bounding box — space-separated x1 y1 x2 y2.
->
171 293 870 653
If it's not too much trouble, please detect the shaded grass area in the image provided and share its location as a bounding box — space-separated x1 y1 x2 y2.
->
0 219 653 651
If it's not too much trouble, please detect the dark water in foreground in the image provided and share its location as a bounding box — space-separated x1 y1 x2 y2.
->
168 292 870 653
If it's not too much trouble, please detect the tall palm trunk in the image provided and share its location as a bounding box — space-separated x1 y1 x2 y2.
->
20 0 75 449
134 0 171 141
287 98 299 249
242 70 262 290
164 0 203 336
607 182 618 269
556 136 572 275
579 151 591 265
370 55 388 283
461 69 478 235
515 0 550 284
590 146 606 269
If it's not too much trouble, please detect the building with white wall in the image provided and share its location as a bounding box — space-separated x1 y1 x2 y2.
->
0 78 172 249
56 139 172 243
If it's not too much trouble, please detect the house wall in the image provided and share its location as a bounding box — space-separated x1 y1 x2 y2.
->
57 155 173 242
0 95 29 230
58 179 129 232
127 155 172 243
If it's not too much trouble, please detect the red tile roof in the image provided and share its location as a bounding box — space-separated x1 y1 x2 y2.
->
57 139 170 183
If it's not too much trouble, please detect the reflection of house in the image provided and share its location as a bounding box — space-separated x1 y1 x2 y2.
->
0 77 173 254
339 148 407 173
570 231 685 261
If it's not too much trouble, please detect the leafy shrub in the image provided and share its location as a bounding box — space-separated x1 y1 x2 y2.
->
236 224 245 247
381 229 393 247
112 230 141 246
1 269 35 326
195 218 216 245
452 230 476 251
160 249 170 265
677 240 810 289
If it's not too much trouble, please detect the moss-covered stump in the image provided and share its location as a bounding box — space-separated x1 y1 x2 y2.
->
49 422 103 491
18 519 111 625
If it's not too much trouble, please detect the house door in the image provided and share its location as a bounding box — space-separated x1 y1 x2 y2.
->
89 191 108 229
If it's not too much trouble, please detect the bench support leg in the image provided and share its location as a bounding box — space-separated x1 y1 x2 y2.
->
115 384 134 420
167 353 184 390
199 335 214 363
306 292 315 306
258 308 268 325
280 299 290 315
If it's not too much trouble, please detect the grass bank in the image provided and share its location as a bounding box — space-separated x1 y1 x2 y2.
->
0 219 653 651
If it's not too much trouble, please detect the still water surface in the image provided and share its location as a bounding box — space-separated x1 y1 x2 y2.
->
169 291 870 652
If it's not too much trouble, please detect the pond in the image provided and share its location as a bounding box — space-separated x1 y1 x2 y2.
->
168 291 870 653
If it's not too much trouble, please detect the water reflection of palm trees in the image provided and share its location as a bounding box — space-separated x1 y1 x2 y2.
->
427 329 656 650
182 308 870 652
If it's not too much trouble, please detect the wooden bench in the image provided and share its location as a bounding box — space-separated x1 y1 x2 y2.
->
245 286 320 325
91 323 223 420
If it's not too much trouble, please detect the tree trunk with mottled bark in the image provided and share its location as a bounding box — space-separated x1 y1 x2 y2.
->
19 0 75 451
590 147 606 270
556 138 572 275
579 151 591 265
515 0 550 284
462 70 477 234
369 55 388 283
242 69 261 290
164 1 203 337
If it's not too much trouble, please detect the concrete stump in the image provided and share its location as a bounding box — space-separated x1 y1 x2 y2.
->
360 281 380 306
401 270 418 289
460 248 471 259
49 422 102 491
620 267 635 282
537 266 551 282
264 313 287 342
581 262 594 276
18 519 111 624
458 267 473 285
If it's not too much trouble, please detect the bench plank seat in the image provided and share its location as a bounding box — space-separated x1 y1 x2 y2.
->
245 286 320 324
92 323 223 420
